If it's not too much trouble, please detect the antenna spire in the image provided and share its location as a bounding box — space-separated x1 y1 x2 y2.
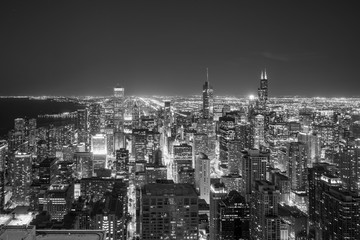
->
206 67 209 83
264 68 267 79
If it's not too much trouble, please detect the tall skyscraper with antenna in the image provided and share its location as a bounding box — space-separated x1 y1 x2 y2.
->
258 69 268 109
203 68 214 119
113 85 125 131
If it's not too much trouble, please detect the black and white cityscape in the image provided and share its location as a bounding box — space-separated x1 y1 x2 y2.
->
1 1 360 240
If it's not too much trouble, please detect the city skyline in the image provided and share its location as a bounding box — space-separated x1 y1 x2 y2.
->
1 69 360 239
1 1 360 97
2 1 360 239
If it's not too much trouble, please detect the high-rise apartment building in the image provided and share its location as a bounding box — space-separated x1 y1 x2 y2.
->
339 137 360 192
288 142 308 191
9 152 32 204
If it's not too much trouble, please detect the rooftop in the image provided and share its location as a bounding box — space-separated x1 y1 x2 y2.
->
198 199 209 211
0 225 35 240
36 230 105 240
197 152 209 160
48 184 70 192
143 183 197 197
39 157 57 167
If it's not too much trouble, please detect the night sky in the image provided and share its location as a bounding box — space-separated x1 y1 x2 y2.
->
1 1 359 97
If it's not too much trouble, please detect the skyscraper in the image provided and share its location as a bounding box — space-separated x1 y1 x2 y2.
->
258 69 268 109
76 109 88 131
241 149 269 198
339 137 360 193
219 115 236 164
132 129 147 162
195 152 211 203
28 118 37 152
202 69 214 119
253 114 265 149
209 182 228 240
132 103 140 129
318 174 360 239
288 142 308 191
227 140 242 175
113 86 125 132
164 100 172 127
173 143 193 183
89 103 101 135
235 122 254 150
9 152 32 204
0 141 7 212
91 134 107 170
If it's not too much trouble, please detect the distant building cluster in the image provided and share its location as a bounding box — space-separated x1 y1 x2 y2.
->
1 70 360 240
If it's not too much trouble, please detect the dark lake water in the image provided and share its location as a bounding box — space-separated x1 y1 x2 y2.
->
0 98 84 137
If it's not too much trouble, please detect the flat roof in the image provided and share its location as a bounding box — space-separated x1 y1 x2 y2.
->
36 230 105 240
0 226 35 240
143 183 197 197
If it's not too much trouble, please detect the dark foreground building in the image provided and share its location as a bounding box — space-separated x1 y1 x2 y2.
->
140 182 198 240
